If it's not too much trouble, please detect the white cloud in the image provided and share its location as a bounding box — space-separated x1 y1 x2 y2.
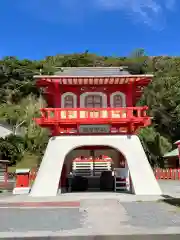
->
95 0 176 29
16 0 176 29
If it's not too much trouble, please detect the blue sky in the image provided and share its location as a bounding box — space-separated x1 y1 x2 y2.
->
0 0 179 59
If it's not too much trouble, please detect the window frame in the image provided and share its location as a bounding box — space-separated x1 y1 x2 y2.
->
110 92 126 108
61 92 77 108
80 92 107 108
85 94 103 108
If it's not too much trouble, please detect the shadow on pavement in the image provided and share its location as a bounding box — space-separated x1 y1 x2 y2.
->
161 195 180 208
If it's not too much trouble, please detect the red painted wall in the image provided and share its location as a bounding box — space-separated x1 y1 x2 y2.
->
47 83 135 108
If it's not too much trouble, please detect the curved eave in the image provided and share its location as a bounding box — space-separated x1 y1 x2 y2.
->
35 74 153 87
34 74 154 78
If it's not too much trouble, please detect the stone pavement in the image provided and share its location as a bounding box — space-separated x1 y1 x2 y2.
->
0 179 179 204
0 192 165 204
0 180 180 238
158 180 180 197
2 234 180 239
0 199 180 238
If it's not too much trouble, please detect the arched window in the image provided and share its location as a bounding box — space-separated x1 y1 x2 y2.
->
85 95 103 108
61 92 77 108
80 92 107 108
64 95 74 108
110 92 126 107
113 95 123 107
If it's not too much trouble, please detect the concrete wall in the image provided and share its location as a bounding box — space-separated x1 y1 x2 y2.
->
30 135 162 197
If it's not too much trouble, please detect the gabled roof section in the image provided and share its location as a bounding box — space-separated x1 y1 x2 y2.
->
34 67 153 89
55 67 131 76
163 148 179 158
0 122 24 138
0 123 13 138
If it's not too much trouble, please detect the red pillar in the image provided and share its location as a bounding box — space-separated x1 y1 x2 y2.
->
175 140 180 167
4 163 8 186
53 80 61 108
126 83 133 107
51 80 61 136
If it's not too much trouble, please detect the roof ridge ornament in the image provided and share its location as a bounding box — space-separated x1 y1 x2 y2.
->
119 66 128 70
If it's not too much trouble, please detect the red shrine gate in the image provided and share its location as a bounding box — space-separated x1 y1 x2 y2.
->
13 67 162 197
35 72 151 136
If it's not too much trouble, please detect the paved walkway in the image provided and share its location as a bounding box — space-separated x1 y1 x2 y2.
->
0 192 166 205
0 180 180 238
0 199 180 238
0 180 180 205
158 180 180 197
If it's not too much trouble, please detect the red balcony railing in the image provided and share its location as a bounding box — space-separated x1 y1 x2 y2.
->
35 107 150 126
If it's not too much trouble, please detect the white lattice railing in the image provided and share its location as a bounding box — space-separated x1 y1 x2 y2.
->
72 161 111 177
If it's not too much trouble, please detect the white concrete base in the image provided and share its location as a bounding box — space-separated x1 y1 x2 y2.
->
13 187 30 195
29 135 162 197
57 188 66 194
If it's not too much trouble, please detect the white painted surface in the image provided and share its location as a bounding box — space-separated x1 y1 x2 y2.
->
13 187 30 195
15 169 30 174
30 135 162 197
64 148 119 175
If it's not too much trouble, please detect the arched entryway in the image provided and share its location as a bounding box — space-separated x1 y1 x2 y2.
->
60 145 127 193
30 135 162 197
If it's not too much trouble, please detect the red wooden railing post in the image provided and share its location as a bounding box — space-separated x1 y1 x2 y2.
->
178 169 180 180
155 168 158 179
35 106 150 134
173 169 176 180
153 167 180 180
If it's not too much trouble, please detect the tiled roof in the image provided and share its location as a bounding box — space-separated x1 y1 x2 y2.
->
55 67 131 76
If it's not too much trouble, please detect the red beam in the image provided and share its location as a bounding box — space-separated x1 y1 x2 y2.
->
35 76 153 86
35 107 151 135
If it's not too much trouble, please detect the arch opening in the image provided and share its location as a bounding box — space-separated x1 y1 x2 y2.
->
30 135 162 197
59 145 131 194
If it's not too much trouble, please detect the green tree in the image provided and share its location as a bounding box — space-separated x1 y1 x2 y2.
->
139 127 171 167
0 52 179 168
0 135 25 165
